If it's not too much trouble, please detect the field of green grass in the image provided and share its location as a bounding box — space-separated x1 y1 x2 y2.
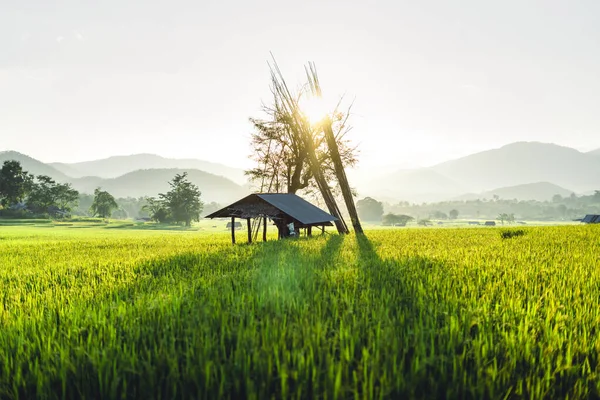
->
0 222 599 399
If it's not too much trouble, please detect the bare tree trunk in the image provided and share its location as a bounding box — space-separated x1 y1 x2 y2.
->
302 130 349 234
322 118 363 234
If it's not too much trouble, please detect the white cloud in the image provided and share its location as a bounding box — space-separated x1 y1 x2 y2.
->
56 36 65 43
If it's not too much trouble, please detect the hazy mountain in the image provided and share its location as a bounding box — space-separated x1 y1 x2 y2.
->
50 153 246 184
455 182 574 202
49 162 87 178
1 151 247 204
359 169 466 203
0 151 69 182
429 142 600 193
70 169 248 204
588 148 600 156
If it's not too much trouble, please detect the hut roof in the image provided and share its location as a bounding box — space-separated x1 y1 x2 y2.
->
205 193 338 226
582 214 600 224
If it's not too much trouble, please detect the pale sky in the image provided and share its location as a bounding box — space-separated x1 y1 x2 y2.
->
1 0 599 171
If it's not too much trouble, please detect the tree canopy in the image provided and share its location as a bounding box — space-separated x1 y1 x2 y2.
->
161 173 203 226
143 172 203 227
27 175 79 216
357 197 384 221
449 209 459 220
382 213 414 226
90 188 119 218
245 75 357 196
0 160 33 207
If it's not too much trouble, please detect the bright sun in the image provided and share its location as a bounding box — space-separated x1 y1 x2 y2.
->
300 96 330 124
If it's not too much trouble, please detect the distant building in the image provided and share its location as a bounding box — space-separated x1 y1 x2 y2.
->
581 214 600 224
226 221 243 229
484 221 496 226
468 221 480 225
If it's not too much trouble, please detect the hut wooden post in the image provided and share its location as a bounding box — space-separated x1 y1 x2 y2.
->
247 218 252 243
323 118 363 234
263 217 267 242
307 226 312 236
231 217 236 244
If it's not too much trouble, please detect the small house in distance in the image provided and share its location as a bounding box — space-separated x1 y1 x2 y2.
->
581 214 600 224
484 221 496 226
205 193 338 244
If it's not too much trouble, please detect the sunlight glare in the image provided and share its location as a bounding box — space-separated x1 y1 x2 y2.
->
301 96 330 125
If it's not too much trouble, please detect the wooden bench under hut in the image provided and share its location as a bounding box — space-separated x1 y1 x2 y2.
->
204 193 338 244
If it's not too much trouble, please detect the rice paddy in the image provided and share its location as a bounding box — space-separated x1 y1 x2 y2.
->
0 224 599 399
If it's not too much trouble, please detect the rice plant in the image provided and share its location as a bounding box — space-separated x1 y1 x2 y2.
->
0 225 599 399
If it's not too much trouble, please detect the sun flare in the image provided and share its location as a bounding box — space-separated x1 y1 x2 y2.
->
300 96 330 124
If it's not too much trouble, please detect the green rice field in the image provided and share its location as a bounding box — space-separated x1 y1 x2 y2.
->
0 223 599 399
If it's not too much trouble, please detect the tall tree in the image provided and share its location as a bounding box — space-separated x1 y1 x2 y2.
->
159 173 203 227
27 175 79 215
246 59 364 234
142 197 170 223
382 213 414 226
0 160 34 207
90 188 119 218
306 63 363 234
245 88 357 195
356 197 384 221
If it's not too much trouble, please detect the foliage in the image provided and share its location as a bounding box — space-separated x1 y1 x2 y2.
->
0 226 599 398
449 209 459 220
497 213 515 225
142 197 171 223
27 175 79 216
90 188 119 218
386 191 600 222
245 72 357 195
431 210 448 220
382 213 414 226
500 229 526 239
418 218 432 226
356 197 384 221
158 172 203 227
0 160 34 207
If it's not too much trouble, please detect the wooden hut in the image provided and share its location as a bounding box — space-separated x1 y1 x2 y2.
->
582 214 600 224
205 193 338 244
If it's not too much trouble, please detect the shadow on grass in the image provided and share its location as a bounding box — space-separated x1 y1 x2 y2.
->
3 233 590 399
2 235 449 399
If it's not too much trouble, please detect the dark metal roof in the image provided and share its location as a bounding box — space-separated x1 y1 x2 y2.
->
582 214 600 224
205 193 338 225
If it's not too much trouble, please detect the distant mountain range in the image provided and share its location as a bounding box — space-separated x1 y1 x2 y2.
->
0 151 69 182
455 182 574 202
2 141 600 204
69 168 247 204
358 142 600 202
588 148 600 156
0 151 248 204
50 153 246 184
